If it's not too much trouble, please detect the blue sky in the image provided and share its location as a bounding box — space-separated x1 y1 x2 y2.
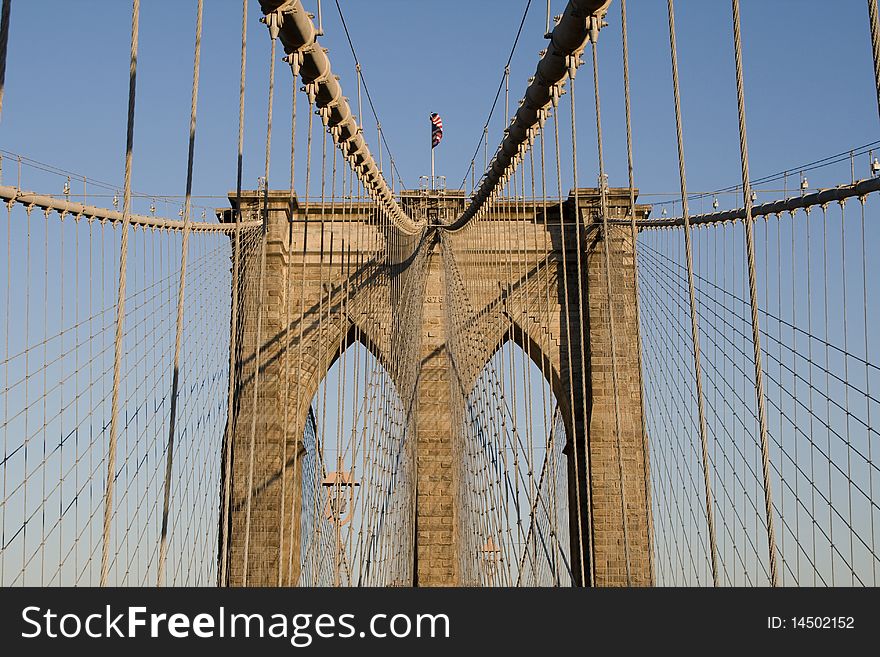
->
1 0 878 587
2 0 878 211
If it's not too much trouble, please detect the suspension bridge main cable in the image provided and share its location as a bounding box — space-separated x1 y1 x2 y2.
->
650 139 880 216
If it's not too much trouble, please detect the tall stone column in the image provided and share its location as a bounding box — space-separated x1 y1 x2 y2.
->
223 196 308 587
581 195 653 586
415 236 458 586
222 193 360 587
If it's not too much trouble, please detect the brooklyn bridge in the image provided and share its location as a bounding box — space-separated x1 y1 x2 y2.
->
0 0 878 588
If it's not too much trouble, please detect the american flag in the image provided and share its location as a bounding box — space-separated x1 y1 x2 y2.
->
431 112 444 148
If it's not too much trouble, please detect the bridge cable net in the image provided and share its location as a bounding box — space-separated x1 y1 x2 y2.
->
0 0 264 586
446 0 880 587
0 0 429 586
222 0 428 586
1 0 879 588
441 0 637 585
634 0 880 586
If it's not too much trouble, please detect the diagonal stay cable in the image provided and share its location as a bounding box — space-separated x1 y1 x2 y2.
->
458 0 534 191
332 0 406 191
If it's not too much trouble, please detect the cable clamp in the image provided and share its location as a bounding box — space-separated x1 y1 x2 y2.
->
587 14 609 44
260 10 284 40
567 54 581 79
283 51 303 76
303 82 318 104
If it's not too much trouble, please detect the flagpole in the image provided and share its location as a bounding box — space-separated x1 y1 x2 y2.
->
431 144 435 190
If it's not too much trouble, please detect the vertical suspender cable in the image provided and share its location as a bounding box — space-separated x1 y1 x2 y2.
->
550 90 590 586
158 0 203 587
589 36 632 585
220 0 248 588
731 0 779 586
504 66 510 126
101 0 140 587
243 19 278 584
290 85 314 584
665 0 719 586
280 52 299 587
484 127 489 175
0 0 11 122
620 0 655 585
568 71 597 588
868 0 880 121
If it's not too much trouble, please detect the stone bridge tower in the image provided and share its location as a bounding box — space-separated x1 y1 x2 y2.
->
219 186 654 587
